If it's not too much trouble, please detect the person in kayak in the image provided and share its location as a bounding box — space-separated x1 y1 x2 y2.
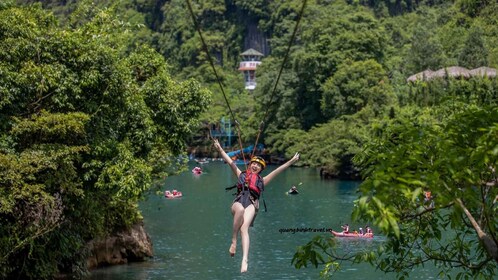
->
365 225 373 235
341 224 350 234
288 185 299 194
213 139 300 273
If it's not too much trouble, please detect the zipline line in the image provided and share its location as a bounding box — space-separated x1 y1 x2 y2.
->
251 0 308 156
185 0 307 161
262 0 308 124
185 0 236 123
185 0 248 165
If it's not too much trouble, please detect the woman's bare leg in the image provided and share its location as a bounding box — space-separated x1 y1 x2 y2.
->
230 202 244 256
240 204 256 273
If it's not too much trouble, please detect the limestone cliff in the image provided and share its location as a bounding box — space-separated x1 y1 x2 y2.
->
86 222 153 269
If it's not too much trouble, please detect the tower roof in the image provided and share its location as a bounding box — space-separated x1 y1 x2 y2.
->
240 48 264 57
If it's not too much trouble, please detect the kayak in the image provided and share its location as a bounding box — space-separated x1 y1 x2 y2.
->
287 186 299 195
330 230 373 238
165 190 183 198
192 167 202 175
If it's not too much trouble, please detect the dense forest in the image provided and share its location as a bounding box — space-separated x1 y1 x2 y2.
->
1 0 497 279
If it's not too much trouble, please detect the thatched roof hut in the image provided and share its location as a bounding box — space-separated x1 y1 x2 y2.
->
407 70 435 82
407 66 497 83
469 67 497 78
432 66 470 79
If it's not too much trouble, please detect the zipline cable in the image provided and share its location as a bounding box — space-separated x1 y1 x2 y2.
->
185 0 248 167
250 0 308 157
185 0 307 163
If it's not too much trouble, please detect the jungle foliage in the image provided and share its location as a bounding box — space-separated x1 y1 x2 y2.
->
4 0 498 278
0 2 210 278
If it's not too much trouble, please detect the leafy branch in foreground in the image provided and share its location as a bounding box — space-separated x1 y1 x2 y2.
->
293 103 498 279
292 235 378 279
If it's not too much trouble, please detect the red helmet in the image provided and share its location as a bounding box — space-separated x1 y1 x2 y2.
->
250 156 266 170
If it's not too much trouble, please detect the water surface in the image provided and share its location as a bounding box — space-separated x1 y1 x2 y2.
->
89 161 443 279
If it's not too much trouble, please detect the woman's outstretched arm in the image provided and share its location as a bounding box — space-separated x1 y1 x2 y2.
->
263 152 300 185
213 139 242 177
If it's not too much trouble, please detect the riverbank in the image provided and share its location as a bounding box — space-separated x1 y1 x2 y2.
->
187 145 287 165
188 145 360 179
86 222 153 270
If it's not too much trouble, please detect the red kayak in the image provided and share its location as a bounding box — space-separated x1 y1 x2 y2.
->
330 230 373 238
164 190 183 198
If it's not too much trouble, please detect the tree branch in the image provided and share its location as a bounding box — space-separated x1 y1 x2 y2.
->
455 198 498 263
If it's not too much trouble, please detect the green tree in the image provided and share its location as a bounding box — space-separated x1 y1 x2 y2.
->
256 0 388 130
405 25 447 74
0 4 211 278
159 0 242 75
292 103 498 279
321 59 394 119
458 26 488 68
457 0 492 17
355 0 450 16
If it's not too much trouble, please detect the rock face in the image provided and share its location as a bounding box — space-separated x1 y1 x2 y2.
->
86 222 153 269
243 21 270 56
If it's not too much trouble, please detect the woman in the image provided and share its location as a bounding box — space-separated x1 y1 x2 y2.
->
213 139 300 273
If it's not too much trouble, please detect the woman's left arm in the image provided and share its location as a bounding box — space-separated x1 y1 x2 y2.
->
263 152 300 185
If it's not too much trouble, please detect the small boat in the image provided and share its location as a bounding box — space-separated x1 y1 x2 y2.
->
330 230 373 238
195 158 209 164
165 190 183 198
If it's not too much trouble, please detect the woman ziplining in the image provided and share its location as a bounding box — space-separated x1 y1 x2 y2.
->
184 0 308 273
213 139 300 273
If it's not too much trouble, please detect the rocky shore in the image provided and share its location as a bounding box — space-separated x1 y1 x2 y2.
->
86 222 153 269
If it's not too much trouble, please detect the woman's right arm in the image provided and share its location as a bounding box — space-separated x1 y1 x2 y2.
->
213 139 241 177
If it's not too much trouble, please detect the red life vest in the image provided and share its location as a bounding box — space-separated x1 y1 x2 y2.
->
237 170 264 197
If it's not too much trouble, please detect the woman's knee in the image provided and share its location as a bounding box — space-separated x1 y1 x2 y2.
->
240 225 250 235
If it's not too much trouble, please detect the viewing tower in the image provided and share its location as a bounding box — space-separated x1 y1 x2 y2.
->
238 48 263 91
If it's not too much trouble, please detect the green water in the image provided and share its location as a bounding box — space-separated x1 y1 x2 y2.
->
89 161 439 279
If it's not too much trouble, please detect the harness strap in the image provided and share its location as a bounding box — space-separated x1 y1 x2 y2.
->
243 170 251 192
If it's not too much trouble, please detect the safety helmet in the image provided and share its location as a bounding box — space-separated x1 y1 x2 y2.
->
250 156 266 170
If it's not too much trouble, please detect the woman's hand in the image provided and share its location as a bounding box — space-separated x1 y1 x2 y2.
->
213 139 222 151
292 152 300 163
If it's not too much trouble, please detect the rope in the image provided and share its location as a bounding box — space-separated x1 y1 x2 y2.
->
185 0 308 162
250 0 308 157
185 0 248 168
251 121 264 157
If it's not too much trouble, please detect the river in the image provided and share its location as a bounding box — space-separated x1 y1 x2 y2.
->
89 160 442 280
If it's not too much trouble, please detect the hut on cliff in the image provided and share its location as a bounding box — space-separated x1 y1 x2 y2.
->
469 66 497 78
432 66 470 79
407 69 436 82
407 66 498 82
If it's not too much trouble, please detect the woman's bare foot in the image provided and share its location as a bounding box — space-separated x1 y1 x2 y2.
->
229 243 236 257
240 258 248 273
